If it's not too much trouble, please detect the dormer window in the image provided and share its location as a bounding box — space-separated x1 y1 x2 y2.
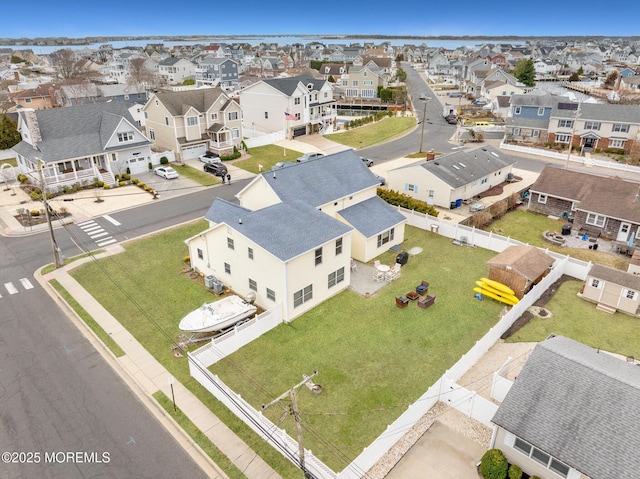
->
117 131 135 142
307 83 313 90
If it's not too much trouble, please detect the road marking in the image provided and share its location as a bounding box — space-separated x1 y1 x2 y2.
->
103 214 121 226
20 278 34 290
127 437 136 445
89 231 110 239
96 238 117 247
79 220 98 229
83 226 103 234
4 282 18 295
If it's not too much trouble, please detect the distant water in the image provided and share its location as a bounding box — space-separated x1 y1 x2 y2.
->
0 36 524 54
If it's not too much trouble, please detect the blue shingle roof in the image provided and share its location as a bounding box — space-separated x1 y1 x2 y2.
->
338 196 406 238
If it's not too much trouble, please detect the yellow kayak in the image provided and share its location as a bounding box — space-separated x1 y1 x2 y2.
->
475 281 520 304
479 277 515 296
473 287 518 305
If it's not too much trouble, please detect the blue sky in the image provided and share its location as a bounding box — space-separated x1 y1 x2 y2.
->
3 1 639 38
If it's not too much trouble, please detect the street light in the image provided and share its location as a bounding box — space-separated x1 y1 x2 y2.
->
419 97 431 153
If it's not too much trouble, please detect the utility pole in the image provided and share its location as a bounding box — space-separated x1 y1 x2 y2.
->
262 370 319 476
38 158 62 269
419 97 431 153
564 101 581 170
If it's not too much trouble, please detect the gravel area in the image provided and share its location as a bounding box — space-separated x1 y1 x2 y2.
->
365 340 537 478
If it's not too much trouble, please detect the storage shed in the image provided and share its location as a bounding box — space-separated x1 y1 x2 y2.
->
581 264 640 315
486 246 555 299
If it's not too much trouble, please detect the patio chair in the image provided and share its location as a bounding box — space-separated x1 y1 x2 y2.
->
373 268 384 282
374 260 381 269
385 263 401 282
417 295 436 309
395 296 409 308
416 281 430 294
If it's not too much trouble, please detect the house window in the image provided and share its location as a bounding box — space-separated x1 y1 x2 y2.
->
342 80 348 86
513 438 532 455
232 128 240 139
558 119 573 128
428 189 434 198
248 247 253 260
571 201 577 211
155 99 159 106
531 448 551 466
266 288 276 301
293 284 313 308
352 80 359 87
197 248 203 260
117 131 134 142
406 183 417 192
538 194 547 204
549 459 570 477
144 111 148 119
377 228 395 248
211 112 218 120
295 113 301 120
335 238 343 255
149 128 155 140
164 117 169 126
512 437 569 479
609 139 625 148
224 262 231 274
124 94 129 100
512 127 521 136
537 107 544 116
532 130 540 138
361 89 375 98
249 278 257 291
612 123 629 133
346 89 358 97
315 247 322 266
264 112 269 119
555 134 570 143
328 267 345 288
584 121 600 130
586 213 605 227
187 116 198 126
625 289 637 300
228 111 238 121
363 80 373 86
590 278 601 288
294 97 301 105
227 237 234 250
514 106 521 115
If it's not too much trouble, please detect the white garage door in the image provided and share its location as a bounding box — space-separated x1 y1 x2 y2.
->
128 157 149 174
182 144 207 160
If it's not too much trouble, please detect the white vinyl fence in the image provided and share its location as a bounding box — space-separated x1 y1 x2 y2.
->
188 208 593 478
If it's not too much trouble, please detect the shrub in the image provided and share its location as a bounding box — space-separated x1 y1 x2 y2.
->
119 181 126 187
508 464 522 479
30 190 42 201
148 162 153 170
160 156 169 165
143 185 152 192
594 148 601 154
17 174 28 183
30 209 40 216
183 255 191 263
480 449 508 479
137 182 146 189
114 174 120 180
131 178 139 184
104 184 111 189
122 173 130 180
220 146 241 161
96 181 104 187
377 188 439 217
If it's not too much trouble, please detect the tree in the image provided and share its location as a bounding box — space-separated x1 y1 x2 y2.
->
512 58 536 87
0 114 22 150
127 56 157 90
568 72 580 81
52 49 83 80
327 75 335 83
604 70 618 88
0 91 14 115
396 68 407 82
577 66 584 76
182 78 195 86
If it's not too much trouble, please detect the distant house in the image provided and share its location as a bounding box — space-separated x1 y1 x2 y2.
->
486 245 555 299
580 264 640 315
505 93 558 144
527 165 640 243
143 87 242 160
195 57 239 88
387 145 517 209
157 57 195 85
491 335 640 479
11 83 60 110
11 101 152 189
185 150 406 321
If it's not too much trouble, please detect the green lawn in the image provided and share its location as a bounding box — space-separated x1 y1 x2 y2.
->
69 221 503 471
233 145 303 174
488 209 629 270
170 162 223 186
325 117 416 150
506 279 640 359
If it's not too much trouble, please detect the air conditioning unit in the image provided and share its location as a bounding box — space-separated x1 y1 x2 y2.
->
211 279 224 294
204 275 216 289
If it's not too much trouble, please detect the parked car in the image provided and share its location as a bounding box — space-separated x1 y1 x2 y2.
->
419 93 426 100
154 166 179 179
199 151 220 163
296 152 324 162
361 157 374 167
445 114 459 125
472 98 488 105
271 161 295 170
448 92 463 98
203 162 228 177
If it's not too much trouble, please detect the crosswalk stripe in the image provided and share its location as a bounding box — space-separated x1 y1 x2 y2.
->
89 231 109 239
4 282 18 294
96 238 117 247
103 215 121 226
83 226 103 234
20 278 34 290
79 220 97 228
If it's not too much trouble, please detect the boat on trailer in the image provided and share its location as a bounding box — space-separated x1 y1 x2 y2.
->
178 295 257 333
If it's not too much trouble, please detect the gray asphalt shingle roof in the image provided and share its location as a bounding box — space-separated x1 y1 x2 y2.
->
492 335 640 479
553 102 640 123
205 198 352 261
153 88 226 116
338 196 406 238
262 149 381 207
418 145 517 189
12 101 149 163
262 76 326 95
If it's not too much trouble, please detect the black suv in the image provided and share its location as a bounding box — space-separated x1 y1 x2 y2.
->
204 162 228 176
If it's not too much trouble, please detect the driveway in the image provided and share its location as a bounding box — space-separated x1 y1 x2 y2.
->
385 420 485 479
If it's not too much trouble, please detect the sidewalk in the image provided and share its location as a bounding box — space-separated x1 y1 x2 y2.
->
39 248 282 479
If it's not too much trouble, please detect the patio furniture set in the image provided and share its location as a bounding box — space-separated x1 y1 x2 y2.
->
396 281 436 309
373 260 401 283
